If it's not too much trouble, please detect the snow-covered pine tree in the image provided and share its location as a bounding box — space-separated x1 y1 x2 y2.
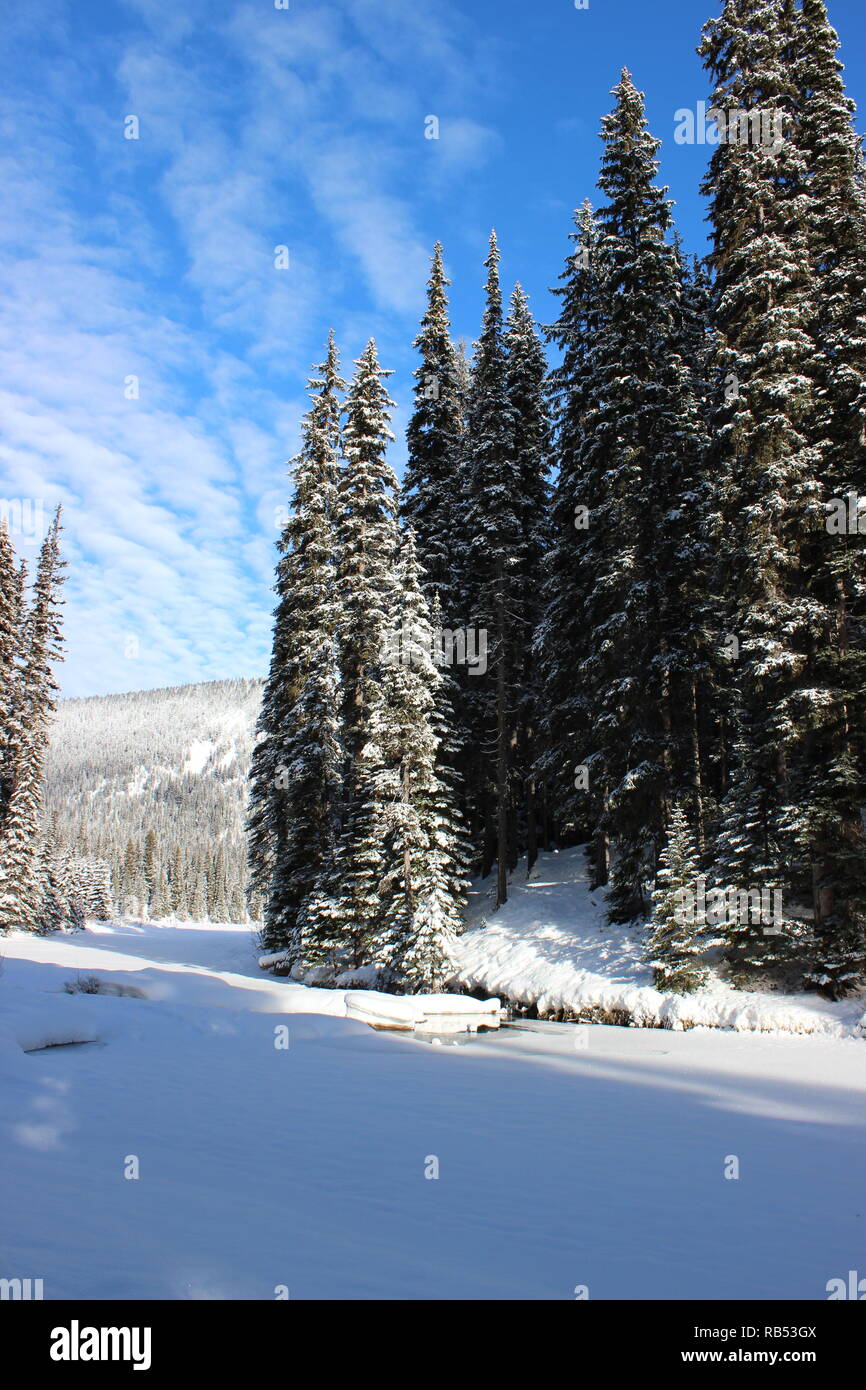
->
645 237 718 870
120 837 138 899
190 871 208 922
699 0 855 984
402 243 466 619
142 828 159 911
674 244 724 849
452 339 473 429
66 857 113 921
0 523 25 837
788 0 866 992
644 803 708 993
247 333 345 958
228 881 245 922
369 529 469 989
150 868 171 920
425 590 472 938
0 509 65 933
208 844 229 923
401 245 472 852
536 202 604 864
169 844 186 917
89 860 113 920
552 73 710 924
459 232 522 905
503 284 552 872
37 834 74 934
322 338 401 970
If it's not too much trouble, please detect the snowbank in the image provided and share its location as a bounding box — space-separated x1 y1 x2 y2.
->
258 952 501 1031
451 848 866 1038
344 990 501 1032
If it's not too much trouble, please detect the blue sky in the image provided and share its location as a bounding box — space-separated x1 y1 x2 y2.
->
2 0 865 698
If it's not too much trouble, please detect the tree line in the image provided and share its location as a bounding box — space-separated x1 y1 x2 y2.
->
252 0 866 998
0 510 75 932
45 679 263 925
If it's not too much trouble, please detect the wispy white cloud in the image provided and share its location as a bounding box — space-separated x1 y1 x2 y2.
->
1 0 502 697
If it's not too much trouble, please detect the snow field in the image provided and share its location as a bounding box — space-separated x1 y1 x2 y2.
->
452 848 866 1038
1 917 865 1299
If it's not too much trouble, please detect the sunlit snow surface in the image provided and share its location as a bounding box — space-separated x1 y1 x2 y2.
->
1 915 864 1300
454 847 866 1036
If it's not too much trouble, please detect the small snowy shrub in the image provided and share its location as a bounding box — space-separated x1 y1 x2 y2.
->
64 974 102 994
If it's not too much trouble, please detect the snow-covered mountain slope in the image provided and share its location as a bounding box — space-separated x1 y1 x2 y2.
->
2 919 865 1299
45 679 263 911
453 848 866 1037
44 674 866 1033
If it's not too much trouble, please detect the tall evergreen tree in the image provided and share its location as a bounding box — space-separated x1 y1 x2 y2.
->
543 74 711 922
401 245 472 838
789 0 866 991
37 834 74 935
142 827 159 905
0 523 25 837
536 202 604 860
248 333 345 958
459 232 522 905
0 509 66 933
503 284 552 872
366 529 463 988
322 338 402 968
425 592 473 952
190 871 208 922
402 243 466 618
699 0 865 989
674 245 725 848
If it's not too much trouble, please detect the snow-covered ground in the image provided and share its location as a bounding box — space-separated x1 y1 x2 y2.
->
453 847 866 1037
1 917 864 1299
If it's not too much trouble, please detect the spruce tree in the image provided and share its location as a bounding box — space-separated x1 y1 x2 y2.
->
402 245 474 851
699 0 862 987
426 591 472 944
209 845 229 923
248 333 345 958
543 74 711 922
324 338 401 969
143 828 159 908
503 284 552 872
191 872 208 922
0 524 25 835
644 804 708 993
402 243 466 618
674 245 724 848
0 510 66 933
37 836 73 935
459 231 522 905
369 530 469 989
790 0 866 992
536 202 604 862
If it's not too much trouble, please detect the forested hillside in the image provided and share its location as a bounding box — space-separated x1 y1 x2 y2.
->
44 679 263 921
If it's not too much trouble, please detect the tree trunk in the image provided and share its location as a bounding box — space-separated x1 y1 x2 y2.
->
495 579 508 909
689 674 705 854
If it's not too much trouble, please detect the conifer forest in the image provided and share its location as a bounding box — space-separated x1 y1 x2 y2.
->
3 0 866 1325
